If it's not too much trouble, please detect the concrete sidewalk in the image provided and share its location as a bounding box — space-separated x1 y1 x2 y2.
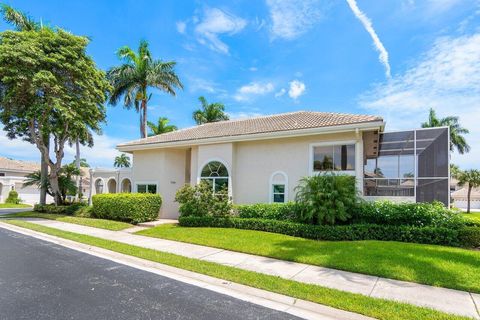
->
10 218 480 319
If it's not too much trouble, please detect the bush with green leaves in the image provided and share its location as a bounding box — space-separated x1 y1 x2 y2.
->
92 193 162 223
234 202 300 221
5 190 21 204
175 182 231 217
179 216 480 248
294 173 358 225
351 201 465 228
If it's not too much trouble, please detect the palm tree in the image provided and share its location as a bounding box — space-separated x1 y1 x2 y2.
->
192 96 229 125
421 108 470 154
457 169 480 213
147 117 177 136
0 4 40 31
114 154 131 168
107 40 183 138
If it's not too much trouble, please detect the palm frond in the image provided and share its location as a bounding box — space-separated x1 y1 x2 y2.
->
1 4 40 31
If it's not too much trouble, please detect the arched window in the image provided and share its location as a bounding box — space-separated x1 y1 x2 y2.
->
107 178 117 193
270 171 288 203
200 161 229 194
121 178 132 193
95 179 104 194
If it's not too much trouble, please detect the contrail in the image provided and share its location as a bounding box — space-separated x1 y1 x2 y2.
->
346 0 391 78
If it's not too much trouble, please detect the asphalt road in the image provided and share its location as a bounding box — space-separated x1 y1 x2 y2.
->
0 227 301 320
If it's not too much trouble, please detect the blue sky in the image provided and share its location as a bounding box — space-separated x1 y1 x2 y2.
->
0 0 479 168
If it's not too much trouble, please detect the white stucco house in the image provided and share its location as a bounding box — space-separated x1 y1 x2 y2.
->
90 111 450 219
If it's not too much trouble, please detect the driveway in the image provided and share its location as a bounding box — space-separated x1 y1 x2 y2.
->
0 227 301 320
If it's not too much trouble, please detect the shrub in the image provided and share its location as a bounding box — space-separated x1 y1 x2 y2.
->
294 173 358 225
175 182 231 217
34 204 68 214
351 201 465 228
5 190 21 204
179 216 479 247
234 202 300 221
92 193 162 223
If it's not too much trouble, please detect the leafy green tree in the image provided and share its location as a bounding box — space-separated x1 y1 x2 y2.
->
107 40 183 138
114 154 131 168
421 108 470 154
0 4 51 206
294 173 358 225
147 117 177 136
0 28 110 204
71 158 89 168
450 163 461 180
193 96 229 125
23 164 81 204
457 169 480 213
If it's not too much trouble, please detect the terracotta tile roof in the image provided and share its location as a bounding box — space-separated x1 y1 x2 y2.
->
0 156 40 172
119 111 383 147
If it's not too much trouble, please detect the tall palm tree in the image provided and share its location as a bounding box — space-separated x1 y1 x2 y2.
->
421 108 470 154
457 169 480 213
147 117 177 136
114 154 131 168
193 96 229 125
107 40 183 138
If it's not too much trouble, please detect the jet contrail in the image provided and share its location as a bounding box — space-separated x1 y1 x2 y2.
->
346 0 391 78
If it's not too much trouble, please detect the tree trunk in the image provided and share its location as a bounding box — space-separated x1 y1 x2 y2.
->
141 99 147 138
75 139 80 202
467 185 472 213
39 139 49 205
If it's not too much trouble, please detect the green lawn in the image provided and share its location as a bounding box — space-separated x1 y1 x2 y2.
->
137 224 480 294
0 203 32 208
2 219 468 320
1 212 132 231
462 212 480 224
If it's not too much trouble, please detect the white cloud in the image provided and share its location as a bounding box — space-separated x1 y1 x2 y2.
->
288 80 306 99
187 77 225 94
358 33 480 169
194 8 247 54
275 88 286 98
0 127 126 168
249 67 258 72
234 82 274 101
346 0 391 78
176 21 187 34
266 0 323 40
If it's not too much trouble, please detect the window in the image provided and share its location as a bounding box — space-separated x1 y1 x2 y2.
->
312 144 355 172
200 161 229 194
137 184 157 194
95 179 104 194
0 173 5 177
270 171 288 203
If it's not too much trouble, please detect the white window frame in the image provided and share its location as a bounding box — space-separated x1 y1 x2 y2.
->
135 181 159 194
197 158 232 199
269 171 288 203
94 178 105 194
309 140 357 176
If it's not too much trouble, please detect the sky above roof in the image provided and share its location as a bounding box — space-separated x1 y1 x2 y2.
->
0 0 479 169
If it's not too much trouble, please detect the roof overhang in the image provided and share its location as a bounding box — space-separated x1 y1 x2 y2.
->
117 120 385 153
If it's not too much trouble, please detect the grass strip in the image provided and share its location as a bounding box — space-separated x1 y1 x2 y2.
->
137 224 480 293
0 212 132 231
3 219 471 320
0 203 32 208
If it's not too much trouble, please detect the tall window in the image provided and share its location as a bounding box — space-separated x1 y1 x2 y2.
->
201 161 229 194
95 179 104 194
270 171 287 203
312 144 355 172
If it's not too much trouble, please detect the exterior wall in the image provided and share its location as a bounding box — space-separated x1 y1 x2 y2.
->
232 132 361 204
132 149 187 218
0 176 54 205
453 200 480 210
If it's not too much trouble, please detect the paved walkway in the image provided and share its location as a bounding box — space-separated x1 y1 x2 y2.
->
9 218 480 319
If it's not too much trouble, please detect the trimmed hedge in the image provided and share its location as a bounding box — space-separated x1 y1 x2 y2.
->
351 201 464 228
234 202 299 221
179 216 480 248
92 193 162 224
34 203 87 215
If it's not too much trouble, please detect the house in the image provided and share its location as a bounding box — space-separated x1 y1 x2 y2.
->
0 156 90 205
90 111 450 219
452 187 480 210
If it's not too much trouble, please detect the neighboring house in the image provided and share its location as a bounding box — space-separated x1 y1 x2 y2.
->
90 111 450 219
452 187 480 210
0 156 89 205
88 167 133 202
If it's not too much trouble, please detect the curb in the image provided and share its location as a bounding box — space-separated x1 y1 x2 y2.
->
0 221 373 320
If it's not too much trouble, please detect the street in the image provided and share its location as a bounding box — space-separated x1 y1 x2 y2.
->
0 227 300 320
